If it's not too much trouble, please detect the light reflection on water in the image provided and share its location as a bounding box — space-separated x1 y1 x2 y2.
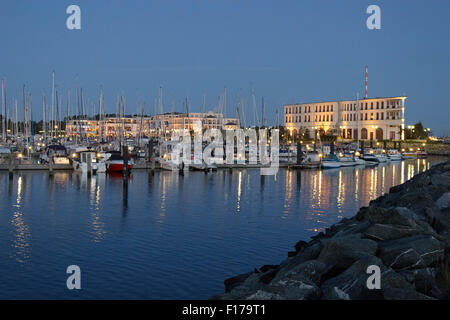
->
0 157 445 299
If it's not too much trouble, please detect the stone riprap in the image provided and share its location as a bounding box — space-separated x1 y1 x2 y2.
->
213 160 450 300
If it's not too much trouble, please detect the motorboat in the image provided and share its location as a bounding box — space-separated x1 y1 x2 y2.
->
360 151 379 165
39 145 70 165
402 148 417 159
337 153 357 167
375 153 388 163
72 151 106 174
190 161 217 172
104 151 133 173
387 149 402 161
416 149 428 159
321 154 341 169
300 151 322 169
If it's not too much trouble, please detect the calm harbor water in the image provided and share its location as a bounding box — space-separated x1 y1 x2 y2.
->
0 157 447 299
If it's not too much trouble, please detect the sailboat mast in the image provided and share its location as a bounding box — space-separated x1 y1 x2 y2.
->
42 93 47 140
1 78 6 141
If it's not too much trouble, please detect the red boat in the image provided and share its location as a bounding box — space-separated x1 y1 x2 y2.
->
105 151 133 173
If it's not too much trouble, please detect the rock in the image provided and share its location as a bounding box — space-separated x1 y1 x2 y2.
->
318 234 378 271
245 290 283 300
396 192 437 214
364 223 423 241
259 265 279 273
436 193 450 209
321 256 385 300
271 260 328 286
321 287 350 300
356 206 418 228
431 174 450 190
413 268 442 298
378 235 445 269
224 272 253 292
258 278 321 300
213 160 450 300
425 207 450 232
259 268 279 284
382 288 435 300
220 273 266 299
294 240 308 252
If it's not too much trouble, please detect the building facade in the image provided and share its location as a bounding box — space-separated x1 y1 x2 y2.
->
284 96 406 140
65 112 240 139
150 112 240 135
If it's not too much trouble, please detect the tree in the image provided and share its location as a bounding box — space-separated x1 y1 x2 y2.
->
405 121 429 139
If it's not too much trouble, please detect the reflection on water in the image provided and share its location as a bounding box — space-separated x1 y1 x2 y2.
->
0 157 446 299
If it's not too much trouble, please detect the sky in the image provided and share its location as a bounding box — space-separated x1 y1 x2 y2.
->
0 0 449 136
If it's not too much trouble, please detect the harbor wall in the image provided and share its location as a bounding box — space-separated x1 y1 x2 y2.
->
213 159 450 300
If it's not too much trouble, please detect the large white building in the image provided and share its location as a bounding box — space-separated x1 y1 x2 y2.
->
65 112 240 139
284 96 406 140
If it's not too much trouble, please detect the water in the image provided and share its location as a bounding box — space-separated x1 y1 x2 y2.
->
0 157 446 299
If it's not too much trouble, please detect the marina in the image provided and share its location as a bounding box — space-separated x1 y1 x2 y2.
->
0 156 446 299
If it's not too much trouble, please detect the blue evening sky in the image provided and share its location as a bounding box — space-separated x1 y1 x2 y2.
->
0 0 449 135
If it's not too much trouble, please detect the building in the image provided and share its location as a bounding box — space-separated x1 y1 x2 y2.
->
284 96 406 140
150 112 240 135
65 112 240 139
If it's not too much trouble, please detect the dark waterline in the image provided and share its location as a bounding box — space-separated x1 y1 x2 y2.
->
0 157 447 299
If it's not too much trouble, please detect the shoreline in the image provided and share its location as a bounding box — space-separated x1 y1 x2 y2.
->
213 159 450 300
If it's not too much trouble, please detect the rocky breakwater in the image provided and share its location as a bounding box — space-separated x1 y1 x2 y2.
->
213 160 450 300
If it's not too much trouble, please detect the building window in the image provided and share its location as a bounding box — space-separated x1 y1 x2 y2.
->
381 102 384 109
376 113 379 120
376 102 379 109
365 113 368 120
381 112 384 120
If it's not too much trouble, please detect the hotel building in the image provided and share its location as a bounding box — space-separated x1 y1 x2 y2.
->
65 112 240 139
284 96 406 140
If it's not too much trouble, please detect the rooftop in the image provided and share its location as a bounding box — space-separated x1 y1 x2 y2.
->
284 96 408 106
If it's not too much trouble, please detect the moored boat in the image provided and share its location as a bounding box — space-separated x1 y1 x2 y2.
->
105 151 133 173
300 151 322 169
321 154 341 169
72 151 106 174
387 149 402 161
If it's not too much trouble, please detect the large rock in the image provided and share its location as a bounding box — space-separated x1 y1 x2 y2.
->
318 234 378 271
356 206 419 228
378 235 445 270
396 192 437 214
382 288 435 300
364 223 423 241
252 278 321 300
271 260 328 285
224 272 253 292
436 193 450 209
321 256 385 300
